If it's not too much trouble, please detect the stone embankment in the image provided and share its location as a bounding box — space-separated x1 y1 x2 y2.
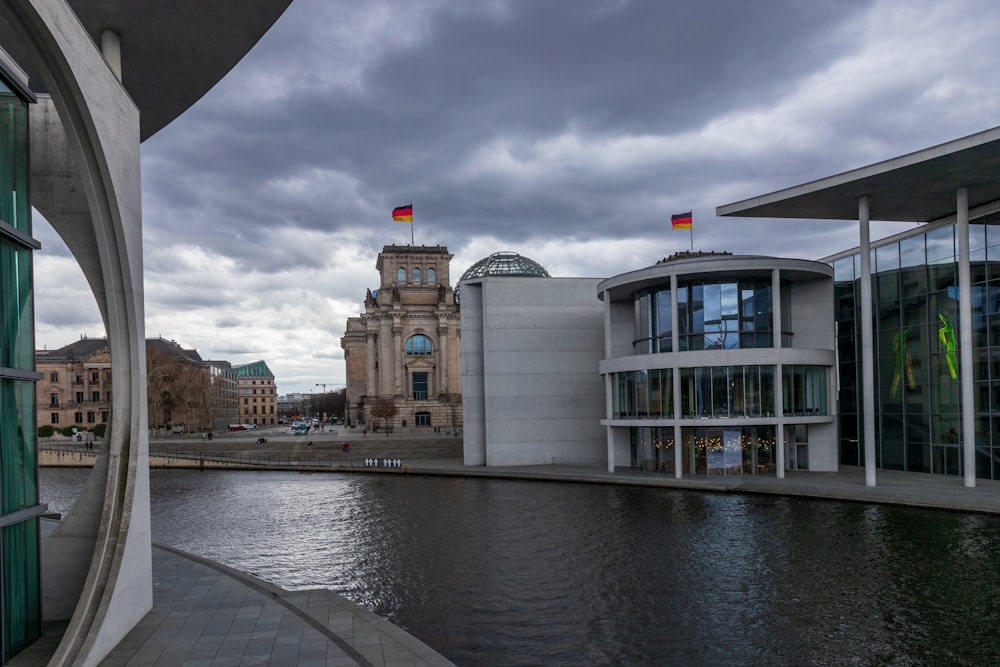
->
40 428 464 472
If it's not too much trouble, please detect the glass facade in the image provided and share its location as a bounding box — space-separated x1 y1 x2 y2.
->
834 215 1000 480
633 278 780 353
610 262 833 477
615 366 828 419
631 426 777 476
0 73 41 660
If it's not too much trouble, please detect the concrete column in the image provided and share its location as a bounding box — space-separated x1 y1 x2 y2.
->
671 274 682 478
437 322 448 394
603 290 615 472
365 333 377 398
393 323 403 396
957 187 976 487
773 268 784 478
604 373 615 473
378 318 392 396
859 196 877 487
100 30 121 81
460 283 487 465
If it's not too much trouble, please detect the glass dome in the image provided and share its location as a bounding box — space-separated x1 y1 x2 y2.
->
459 251 550 282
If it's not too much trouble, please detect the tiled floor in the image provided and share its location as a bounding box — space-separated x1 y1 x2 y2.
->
94 546 454 666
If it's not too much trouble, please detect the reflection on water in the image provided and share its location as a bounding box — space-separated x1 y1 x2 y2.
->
41 468 1000 665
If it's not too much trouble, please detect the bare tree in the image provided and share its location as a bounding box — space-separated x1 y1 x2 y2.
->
368 398 398 435
146 348 211 431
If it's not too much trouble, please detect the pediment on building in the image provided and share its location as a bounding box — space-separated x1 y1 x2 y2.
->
404 358 436 371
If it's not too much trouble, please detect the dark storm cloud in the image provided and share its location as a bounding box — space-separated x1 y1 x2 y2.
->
140 0 875 257
34 0 1000 394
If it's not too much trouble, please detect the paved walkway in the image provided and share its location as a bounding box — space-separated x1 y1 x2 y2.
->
21 456 1000 666
15 530 453 667
401 459 1000 516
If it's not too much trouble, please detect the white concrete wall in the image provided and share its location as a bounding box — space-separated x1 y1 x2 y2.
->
6 2 150 664
607 299 634 358
807 421 838 471
460 284 487 465
463 277 606 466
789 276 835 350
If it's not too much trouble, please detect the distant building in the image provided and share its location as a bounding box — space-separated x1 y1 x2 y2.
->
35 337 113 431
36 338 240 434
234 360 278 426
341 245 462 432
205 360 240 431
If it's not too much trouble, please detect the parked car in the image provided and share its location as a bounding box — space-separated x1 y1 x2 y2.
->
292 425 309 435
228 424 245 431
243 424 258 430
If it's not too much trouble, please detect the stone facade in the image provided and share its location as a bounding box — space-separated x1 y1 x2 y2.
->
341 245 462 432
36 338 241 434
234 360 279 427
36 338 113 431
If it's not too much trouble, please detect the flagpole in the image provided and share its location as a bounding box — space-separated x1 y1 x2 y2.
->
410 201 414 245
689 226 693 252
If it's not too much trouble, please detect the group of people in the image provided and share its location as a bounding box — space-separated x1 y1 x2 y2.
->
365 457 402 468
74 431 95 449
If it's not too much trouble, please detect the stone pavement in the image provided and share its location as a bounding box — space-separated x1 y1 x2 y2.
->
95 545 454 667
22 448 1000 666
14 528 454 667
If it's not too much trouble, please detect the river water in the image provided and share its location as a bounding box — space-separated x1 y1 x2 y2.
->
40 468 1000 666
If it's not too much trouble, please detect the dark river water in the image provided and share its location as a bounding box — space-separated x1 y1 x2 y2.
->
40 468 1000 666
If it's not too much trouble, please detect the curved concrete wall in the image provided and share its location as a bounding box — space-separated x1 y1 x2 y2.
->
1 1 152 665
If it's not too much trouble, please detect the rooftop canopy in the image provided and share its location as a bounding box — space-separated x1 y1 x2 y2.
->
716 126 1000 223
0 0 292 140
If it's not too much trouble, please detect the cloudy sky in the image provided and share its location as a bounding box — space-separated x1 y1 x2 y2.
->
32 0 1000 395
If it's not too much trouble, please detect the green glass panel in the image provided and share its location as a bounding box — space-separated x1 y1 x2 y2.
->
2 519 41 661
0 90 29 234
0 379 37 513
0 240 34 370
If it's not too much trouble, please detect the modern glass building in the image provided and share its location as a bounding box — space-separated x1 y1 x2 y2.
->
719 125 1000 488
829 215 1000 480
598 253 838 477
0 61 42 660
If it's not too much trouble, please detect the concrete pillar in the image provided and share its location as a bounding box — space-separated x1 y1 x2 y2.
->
437 321 448 394
773 268 784 478
100 30 121 81
365 333 376 399
378 318 392 396
957 187 976 487
602 289 615 472
859 196 877 487
460 283 486 465
392 322 403 396
671 274 682 478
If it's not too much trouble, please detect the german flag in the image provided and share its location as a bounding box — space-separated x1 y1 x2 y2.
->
392 204 413 222
671 211 692 230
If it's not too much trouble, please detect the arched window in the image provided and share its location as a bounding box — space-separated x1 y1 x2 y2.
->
406 334 433 355
427 267 436 283
397 267 406 282
412 267 422 282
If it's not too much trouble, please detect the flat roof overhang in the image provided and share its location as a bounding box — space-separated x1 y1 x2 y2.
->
716 126 1000 222
0 0 292 141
